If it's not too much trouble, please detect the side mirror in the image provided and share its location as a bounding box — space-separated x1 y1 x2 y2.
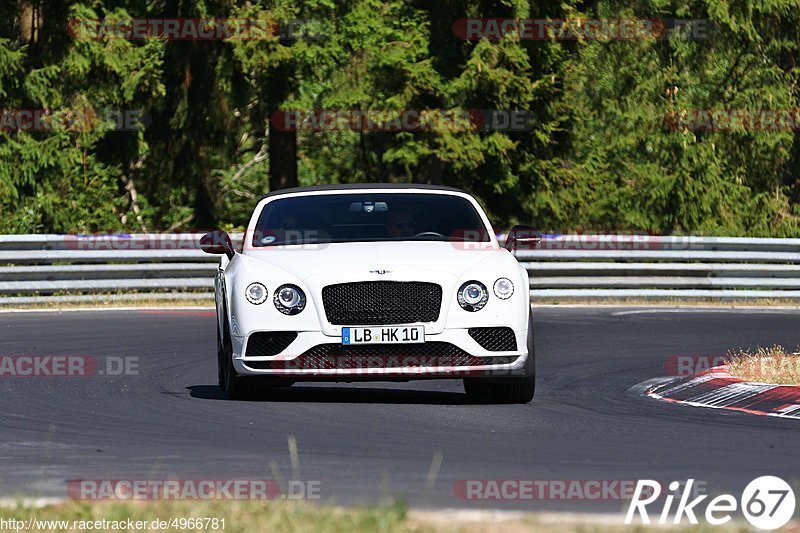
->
200 231 235 259
505 225 542 252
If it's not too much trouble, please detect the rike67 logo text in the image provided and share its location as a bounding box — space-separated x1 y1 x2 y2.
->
626 477 796 530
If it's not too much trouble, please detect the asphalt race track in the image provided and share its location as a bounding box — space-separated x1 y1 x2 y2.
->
1 307 799 513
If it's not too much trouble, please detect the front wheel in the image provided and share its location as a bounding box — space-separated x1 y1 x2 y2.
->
464 311 536 404
217 306 260 400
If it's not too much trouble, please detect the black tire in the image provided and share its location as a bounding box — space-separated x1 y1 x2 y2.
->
463 378 495 401
464 311 536 404
217 318 226 389
220 325 248 400
217 301 261 400
464 376 534 404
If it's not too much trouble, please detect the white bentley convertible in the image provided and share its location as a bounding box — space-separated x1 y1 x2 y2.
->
201 184 538 403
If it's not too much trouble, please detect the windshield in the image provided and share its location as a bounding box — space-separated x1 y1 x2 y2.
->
251 192 490 246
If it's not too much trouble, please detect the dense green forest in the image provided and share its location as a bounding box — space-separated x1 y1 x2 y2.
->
1 1 799 236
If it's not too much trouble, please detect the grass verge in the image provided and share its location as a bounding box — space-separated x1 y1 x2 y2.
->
0 500 410 533
6 294 800 312
533 297 800 308
0 499 764 532
727 345 800 384
0 291 214 311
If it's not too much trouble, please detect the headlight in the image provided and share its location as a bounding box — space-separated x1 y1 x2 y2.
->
457 281 488 312
274 284 306 315
493 277 514 299
245 282 268 305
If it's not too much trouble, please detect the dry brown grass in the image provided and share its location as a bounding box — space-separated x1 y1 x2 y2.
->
6 294 800 312
727 345 800 384
0 293 214 311
533 297 800 308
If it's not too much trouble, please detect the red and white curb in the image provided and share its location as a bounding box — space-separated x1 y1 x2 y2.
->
647 365 800 419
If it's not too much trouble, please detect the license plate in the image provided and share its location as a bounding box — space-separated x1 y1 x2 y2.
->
342 326 425 345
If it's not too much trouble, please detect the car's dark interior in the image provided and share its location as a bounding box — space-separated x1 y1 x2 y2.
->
253 193 491 245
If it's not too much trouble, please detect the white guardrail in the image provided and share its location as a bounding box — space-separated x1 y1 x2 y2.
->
2 233 800 304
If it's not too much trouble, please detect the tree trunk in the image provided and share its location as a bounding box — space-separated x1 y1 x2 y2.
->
19 0 40 44
267 61 298 191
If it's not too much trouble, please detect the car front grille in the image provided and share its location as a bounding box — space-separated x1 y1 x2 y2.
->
321 281 442 325
468 327 518 351
302 342 470 358
242 342 517 370
245 331 298 357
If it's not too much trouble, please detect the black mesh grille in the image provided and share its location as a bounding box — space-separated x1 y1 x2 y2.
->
468 327 517 351
243 342 517 370
321 281 442 325
245 331 298 357
303 342 469 358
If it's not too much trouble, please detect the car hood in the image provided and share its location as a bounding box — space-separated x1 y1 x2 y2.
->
242 241 508 282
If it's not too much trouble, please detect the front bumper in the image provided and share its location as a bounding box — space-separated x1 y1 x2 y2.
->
231 327 530 380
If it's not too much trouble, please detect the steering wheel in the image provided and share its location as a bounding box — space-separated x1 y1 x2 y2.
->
413 231 446 239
